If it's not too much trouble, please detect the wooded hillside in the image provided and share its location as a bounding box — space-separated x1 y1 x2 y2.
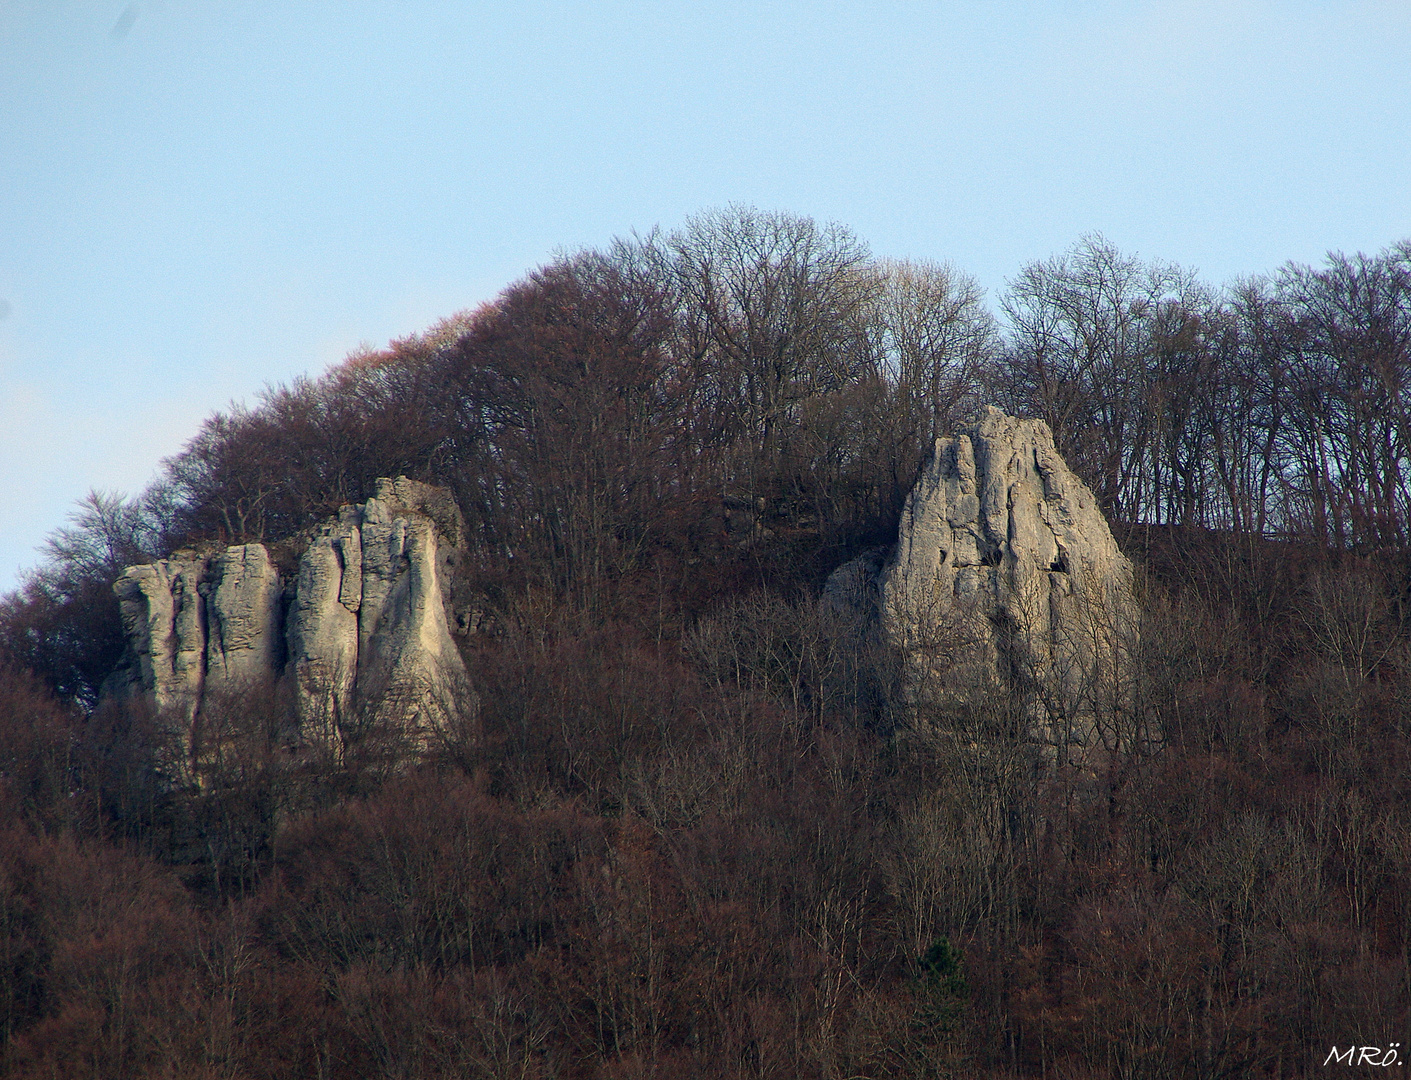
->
3 209 1410 1078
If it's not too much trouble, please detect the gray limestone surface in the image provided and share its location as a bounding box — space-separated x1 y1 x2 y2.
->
111 478 473 768
114 554 207 723
286 507 362 750
834 407 1138 744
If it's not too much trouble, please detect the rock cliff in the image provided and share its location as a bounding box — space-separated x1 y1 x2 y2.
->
832 407 1138 748
112 478 472 771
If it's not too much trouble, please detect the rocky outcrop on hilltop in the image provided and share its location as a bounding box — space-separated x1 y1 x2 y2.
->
112 478 473 772
831 407 1138 749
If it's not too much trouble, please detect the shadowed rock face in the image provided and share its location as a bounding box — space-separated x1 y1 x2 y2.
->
114 556 209 726
832 407 1138 749
112 478 472 771
205 545 283 695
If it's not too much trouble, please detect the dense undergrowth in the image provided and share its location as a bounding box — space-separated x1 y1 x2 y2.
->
2 210 1410 1078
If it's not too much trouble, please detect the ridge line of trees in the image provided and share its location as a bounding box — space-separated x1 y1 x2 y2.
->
81 218 1411 580
11 212 1411 705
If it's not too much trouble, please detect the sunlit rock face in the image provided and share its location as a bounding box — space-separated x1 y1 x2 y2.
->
112 478 473 772
833 407 1138 750
287 478 470 754
286 505 364 751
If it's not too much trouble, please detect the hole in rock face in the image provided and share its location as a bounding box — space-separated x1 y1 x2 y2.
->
1050 547 1069 573
980 548 1001 567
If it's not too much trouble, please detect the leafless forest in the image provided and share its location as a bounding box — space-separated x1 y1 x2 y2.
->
3 209 1411 1078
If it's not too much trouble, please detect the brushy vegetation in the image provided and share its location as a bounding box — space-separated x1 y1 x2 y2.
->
2 208 1410 1078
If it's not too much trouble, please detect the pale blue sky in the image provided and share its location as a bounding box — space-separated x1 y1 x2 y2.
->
2 1 1408 590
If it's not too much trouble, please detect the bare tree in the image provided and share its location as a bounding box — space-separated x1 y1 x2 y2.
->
997 234 1199 520
440 247 685 609
870 257 996 443
669 206 878 501
1274 243 1411 549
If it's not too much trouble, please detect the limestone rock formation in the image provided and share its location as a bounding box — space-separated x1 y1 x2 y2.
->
114 554 209 725
286 478 469 752
204 545 283 696
112 478 473 770
286 506 363 749
833 407 1138 746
